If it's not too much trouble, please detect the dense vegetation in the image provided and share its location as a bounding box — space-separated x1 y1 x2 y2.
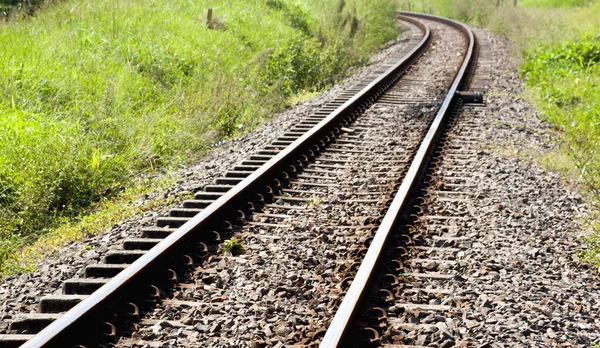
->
398 0 600 268
519 17 600 268
0 0 399 274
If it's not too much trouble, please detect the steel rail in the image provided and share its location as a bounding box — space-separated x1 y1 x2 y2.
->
319 12 476 348
20 15 431 348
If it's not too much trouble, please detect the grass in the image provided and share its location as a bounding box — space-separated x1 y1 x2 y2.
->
0 0 400 275
221 237 244 256
397 0 600 269
519 0 591 8
4 173 191 274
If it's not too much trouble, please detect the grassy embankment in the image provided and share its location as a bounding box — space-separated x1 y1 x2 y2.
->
0 0 400 275
398 0 600 268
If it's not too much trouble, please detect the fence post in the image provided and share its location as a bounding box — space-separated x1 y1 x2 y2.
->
204 8 213 28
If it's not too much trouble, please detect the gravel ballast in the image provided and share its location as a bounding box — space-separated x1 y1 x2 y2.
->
458 27 600 347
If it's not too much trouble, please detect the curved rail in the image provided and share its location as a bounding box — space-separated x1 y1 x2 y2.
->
319 12 476 347
17 15 432 348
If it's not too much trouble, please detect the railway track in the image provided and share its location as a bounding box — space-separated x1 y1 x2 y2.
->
334 30 491 348
0 12 483 348
319 13 479 348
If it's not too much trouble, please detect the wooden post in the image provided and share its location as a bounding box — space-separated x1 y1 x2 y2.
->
204 8 213 28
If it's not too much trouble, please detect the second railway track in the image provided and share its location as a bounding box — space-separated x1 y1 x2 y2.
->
0 12 486 348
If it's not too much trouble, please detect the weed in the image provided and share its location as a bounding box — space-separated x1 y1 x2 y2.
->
307 195 323 206
521 38 600 199
221 237 244 256
520 0 591 8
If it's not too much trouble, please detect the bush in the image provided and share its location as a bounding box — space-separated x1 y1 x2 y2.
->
221 237 244 256
261 38 335 97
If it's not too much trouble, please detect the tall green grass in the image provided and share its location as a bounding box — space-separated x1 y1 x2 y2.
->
0 0 399 274
521 38 600 189
519 0 590 8
398 0 600 268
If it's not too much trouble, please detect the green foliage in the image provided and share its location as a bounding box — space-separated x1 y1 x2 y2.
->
0 0 399 273
221 237 244 256
398 0 599 38
261 0 398 97
1 175 184 274
580 227 600 268
521 39 600 191
398 0 497 26
266 0 312 35
521 41 600 269
522 40 600 81
261 38 349 97
516 5 600 270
